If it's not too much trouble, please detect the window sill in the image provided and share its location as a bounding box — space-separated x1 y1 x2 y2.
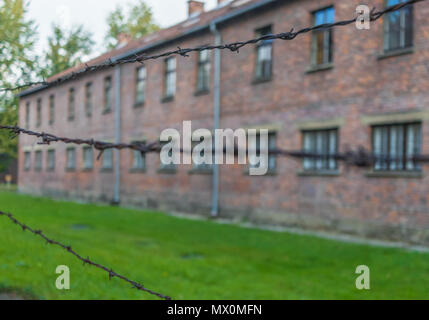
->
134 101 145 108
251 77 272 85
298 170 340 177
35 168 42 172
100 168 113 173
82 168 93 172
67 118 75 122
47 168 55 172
66 168 76 172
365 171 422 179
243 168 278 176
161 96 174 104
306 63 334 74
102 109 112 115
129 168 147 174
377 47 414 60
194 89 210 96
189 167 213 175
157 167 177 175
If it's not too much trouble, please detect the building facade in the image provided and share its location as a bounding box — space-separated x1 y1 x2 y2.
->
17 0 429 244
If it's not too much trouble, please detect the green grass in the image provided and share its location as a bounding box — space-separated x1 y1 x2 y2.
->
0 191 428 300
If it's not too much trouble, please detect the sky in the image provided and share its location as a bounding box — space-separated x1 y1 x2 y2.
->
27 0 218 56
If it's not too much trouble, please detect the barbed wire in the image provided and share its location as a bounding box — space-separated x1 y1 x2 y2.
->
0 0 425 93
2 124 429 167
0 209 171 300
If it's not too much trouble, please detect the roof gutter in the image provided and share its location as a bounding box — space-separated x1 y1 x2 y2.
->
17 0 278 98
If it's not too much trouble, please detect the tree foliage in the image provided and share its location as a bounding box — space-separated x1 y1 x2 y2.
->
105 0 159 49
42 23 95 78
0 0 37 162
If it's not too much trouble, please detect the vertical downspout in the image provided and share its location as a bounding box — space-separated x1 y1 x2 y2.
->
210 22 221 217
113 65 121 204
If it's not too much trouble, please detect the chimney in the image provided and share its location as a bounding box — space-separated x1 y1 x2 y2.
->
188 0 204 17
117 33 132 46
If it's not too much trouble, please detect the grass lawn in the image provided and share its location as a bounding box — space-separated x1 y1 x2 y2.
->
0 191 428 300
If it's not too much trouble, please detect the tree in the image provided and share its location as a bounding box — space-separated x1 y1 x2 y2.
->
42 23 94 78
0 0 37 166
105 0 160 49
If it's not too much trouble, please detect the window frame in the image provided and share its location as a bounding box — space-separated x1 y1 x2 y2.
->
49 95 55 125
36 98 42 128
131 141 147 172
163 57 176 100
85 82 93 117
246 131 278 174
66 147 76 171
104 76 113 113
310 6 335 67
159 139 177 173
35 150 42 171
47 149 55 171
24 151 31 171
25 102 30 129
371 122 421 172
301 128 339 172
135 67 146 106
196 50 211 93
68 88 75 121
82 146 94 170
383 0 414 53
254 25 274 82
101 149 114 170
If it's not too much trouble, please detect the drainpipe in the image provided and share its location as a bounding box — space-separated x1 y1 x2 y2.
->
113 65 121 204
210 22 221 217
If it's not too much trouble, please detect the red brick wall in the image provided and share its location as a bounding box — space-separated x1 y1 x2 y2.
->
18 0 429 244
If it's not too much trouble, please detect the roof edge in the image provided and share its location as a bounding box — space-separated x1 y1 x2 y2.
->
17 0 278 98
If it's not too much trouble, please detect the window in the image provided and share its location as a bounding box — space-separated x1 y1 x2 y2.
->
85 82 93 117
104 77 113 113
132 147 146 171
68 88 75 121
83 147 93 170
49 95 55 125
255 26 273 81
384 0 413 52
135 67 146 105
197 50 211 92
164 57 176 99
159 140 176 171
66 148 76 170
35 150 42 171
36 99 42 127
192 139 214 171
25 102 30 128
311 7 335 66
24 152 31 171
248 132 277 172
372 123 421 171
47 150 55 171
302 129 338 171
102 149 113 170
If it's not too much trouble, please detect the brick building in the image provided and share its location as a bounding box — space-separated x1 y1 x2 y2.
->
17 0 429 244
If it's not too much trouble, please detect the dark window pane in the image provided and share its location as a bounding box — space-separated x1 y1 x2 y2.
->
302 129 338 171
372 123 421 171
